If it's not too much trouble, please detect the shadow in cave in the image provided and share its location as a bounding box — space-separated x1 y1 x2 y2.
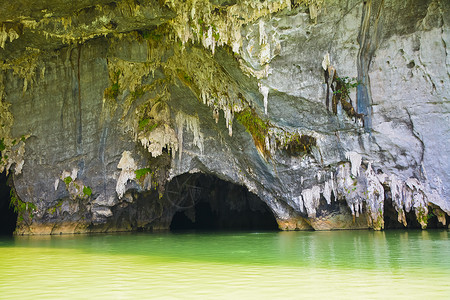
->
0 171 17 235
168 173 279 231
383 188 448 229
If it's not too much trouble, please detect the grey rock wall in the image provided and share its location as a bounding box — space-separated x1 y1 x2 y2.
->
0 0 448 234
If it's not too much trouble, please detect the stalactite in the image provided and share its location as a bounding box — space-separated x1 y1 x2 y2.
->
301 185 321 218
116 151 137 199
175 112 204 160
345 151 362 177
259 84 270 115
0 24 19 49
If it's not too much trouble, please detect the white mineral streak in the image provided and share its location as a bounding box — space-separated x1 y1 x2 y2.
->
309 3 318 21
405 178 429 227
3 141 27 175
116 151 137 199
332 156 442 229
364 163 384 227
389 174 407 225
345 151 362 177
301 185 321 217
60 168 90 199
259 19 267 45
383 162 447 226
203 26 215 55
336 162 362 217
386 173 437 227
322 53 330 71
93 206 113 218
258 19 272 65
239 59 271 79
165 0 295 58
0 25 19 49
231 23 242 53
323 179 334 205
224 108 234 136
259 43 271 66
293 195 305 213
259 83 270 115
176 112 204 160
60 168 79 181
139 125 178 157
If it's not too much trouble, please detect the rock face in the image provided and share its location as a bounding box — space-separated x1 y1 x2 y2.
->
0 0 448 234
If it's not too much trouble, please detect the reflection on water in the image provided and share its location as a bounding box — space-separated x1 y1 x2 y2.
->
0 230 449 299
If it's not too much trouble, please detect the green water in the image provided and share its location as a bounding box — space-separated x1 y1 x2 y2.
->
1 230 449 299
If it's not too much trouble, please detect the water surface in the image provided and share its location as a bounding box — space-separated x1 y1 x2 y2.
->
1 230 449 299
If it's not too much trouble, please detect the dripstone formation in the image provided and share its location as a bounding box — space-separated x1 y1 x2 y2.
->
0 0 448 234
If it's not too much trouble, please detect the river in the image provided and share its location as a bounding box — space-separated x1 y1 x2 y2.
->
1 230 449 299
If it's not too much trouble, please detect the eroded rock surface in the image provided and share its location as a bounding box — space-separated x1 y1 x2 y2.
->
0 0 448 234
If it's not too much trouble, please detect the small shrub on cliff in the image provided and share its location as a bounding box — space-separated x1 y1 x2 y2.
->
236 108 270 154
279 133 316 155
63 176 72 187
135 168 152 181
9 189 36 222
332 75 362 120
0 138 5 152
82 186 92 197
104 70 121 99
333 76 359 99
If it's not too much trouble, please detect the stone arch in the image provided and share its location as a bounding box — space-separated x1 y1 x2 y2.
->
167 173 279 231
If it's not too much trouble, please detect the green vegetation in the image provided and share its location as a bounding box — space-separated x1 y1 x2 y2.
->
236 108 317 158
373 212 384 230
9 189 36 222
332 75 362 120
333 76 359 98
279 132 316 156
63 176 73 187
416 207 435 228
131 86 145 100
138 118 158 132
416 207 427 225
148 123 158 132
83 186 92 197
211 24 220 41
49 199 64 215
135 168 152 180
236 108 270 155
0 138 5 152
104 70 121 99
139 118 150 130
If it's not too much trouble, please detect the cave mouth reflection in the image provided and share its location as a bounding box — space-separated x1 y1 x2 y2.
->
168 173 279 231
0 171 17 235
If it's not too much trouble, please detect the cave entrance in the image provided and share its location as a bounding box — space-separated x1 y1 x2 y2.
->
0 171 17 235
383 189 448 229
168 173 279 231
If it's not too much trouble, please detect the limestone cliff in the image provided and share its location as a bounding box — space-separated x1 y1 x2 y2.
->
0 0 448 234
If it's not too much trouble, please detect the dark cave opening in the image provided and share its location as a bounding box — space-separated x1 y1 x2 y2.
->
168 173 279 231
383 188 448 230
0 171 17 235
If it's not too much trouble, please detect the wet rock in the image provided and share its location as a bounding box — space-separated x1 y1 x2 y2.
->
0 0 448 234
